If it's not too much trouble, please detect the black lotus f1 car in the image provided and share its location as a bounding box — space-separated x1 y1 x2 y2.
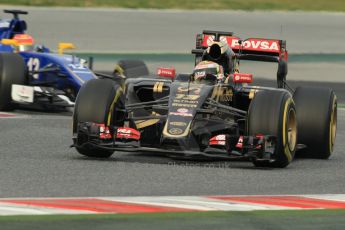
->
72 30 337 168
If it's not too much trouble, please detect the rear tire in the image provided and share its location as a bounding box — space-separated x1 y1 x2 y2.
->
0 53 26 111
73 78 125 158
293 87 337 159
247 90 297 168
113 60 149 78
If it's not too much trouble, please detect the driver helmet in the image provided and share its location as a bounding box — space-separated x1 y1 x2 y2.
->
13 34 34 52
193 61 224 82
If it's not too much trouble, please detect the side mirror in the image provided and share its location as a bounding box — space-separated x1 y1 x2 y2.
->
58 42 76 54
157 67 176 79
233 73 253 83
1 39 18 46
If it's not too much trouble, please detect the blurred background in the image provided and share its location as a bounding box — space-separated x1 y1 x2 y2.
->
1 0 344 83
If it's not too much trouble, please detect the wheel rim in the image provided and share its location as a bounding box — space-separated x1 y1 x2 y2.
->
287 108 297 151
330 99 337 152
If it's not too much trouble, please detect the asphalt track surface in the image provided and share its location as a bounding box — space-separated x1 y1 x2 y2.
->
0 79 344 198
0 7 344 198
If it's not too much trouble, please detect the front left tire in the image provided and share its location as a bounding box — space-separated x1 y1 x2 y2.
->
0 53 26 111
73 78 125 158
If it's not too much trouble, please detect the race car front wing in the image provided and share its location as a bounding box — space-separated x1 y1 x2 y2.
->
11 84 74 108
72 122 277 162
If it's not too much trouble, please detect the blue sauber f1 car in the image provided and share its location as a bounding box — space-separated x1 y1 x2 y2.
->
0 9 97 111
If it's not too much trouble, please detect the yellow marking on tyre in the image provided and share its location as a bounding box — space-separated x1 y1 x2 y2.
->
329 95 337 154
287 107 297 151
249 89 257 99
107 88 123 126
282 97 293 162
114 64 124 76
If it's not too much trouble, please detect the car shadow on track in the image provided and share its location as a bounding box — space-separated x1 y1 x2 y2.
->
72 151 277 170
71 149 325 170
12 106 73 116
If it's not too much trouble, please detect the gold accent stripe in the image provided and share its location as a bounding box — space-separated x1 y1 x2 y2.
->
153 82 159 93
157 82 164 93
224 76 229 84
249 87 261 99
153 82 164 93
211 85 222 101
135 112 161 129
136 119 160 129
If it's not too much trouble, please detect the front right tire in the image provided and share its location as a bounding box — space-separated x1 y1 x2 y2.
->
247 90 297 168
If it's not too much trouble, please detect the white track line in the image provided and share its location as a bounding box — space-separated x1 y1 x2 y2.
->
1 194 345 216
0 202 94 215
103 196 292 211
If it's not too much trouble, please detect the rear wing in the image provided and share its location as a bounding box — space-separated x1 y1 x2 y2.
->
194 30 288 62
192 30 288 88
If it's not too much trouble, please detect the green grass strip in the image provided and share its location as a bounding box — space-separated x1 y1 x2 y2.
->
1 0 345 12
1 209 345 230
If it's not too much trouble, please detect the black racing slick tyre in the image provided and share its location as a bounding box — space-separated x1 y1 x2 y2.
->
293 87 337 159
0 53 26 111
73 78 125 158
113 60 149 78
247 90 297 168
